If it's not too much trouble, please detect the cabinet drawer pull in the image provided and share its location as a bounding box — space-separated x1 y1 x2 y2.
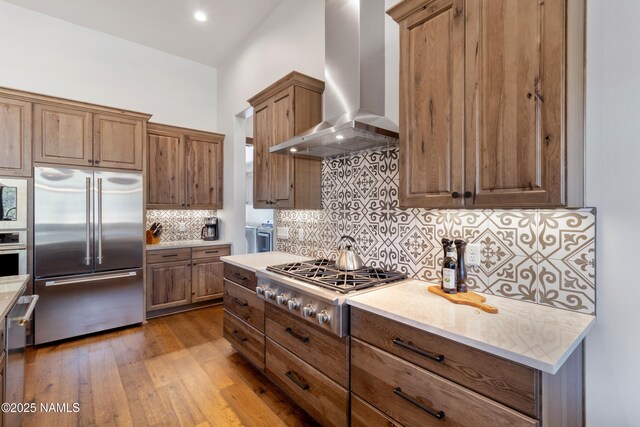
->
204 250 220 254
161 254 178 258
286 327 310 343
232 272 249 281
231 297 248 307
393 387 445 420
232 330 247 342
285 371 309 391
393 338 444 363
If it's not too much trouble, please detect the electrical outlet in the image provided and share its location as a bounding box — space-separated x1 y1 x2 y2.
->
178 222 186 232
466 243 482 266
277 227 290 239
298 228 304 240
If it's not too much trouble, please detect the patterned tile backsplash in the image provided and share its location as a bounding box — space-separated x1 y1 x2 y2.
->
146 209 216 241
275 147 596 315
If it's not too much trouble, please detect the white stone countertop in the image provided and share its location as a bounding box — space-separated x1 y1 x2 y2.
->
0 275 30 318
146 240 233 251
220 251 312 273
346 279 595 374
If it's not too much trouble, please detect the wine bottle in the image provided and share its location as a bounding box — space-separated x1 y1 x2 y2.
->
440 238 453 291
442 245 457 294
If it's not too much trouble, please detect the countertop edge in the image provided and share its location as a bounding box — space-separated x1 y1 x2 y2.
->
146 240 232 251
221 256 259 272
346 298 596 374
0 275 30 319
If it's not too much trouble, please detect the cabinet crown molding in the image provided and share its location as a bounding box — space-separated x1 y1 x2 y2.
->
147 122 225 141
247 71 325 107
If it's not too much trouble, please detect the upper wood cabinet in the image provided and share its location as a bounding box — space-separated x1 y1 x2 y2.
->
248 72 324 209
33 103 149 171
389 0 584 208
0 95 32 177
147 123 224 210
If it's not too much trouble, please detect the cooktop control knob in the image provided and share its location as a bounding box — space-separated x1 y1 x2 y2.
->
276 294 288 305
255 286 265 297
287 298 300 310
317 310 330 325
264 289 276 300
302 304 316 318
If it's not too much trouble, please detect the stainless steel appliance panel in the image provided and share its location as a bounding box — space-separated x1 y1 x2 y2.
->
5 292 38 427
93 171 143 272
257 227 273 252
34 269 143 344
35 167 94 278
245 226 257 254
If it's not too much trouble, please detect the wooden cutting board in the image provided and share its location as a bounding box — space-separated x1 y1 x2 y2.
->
427 286 498 314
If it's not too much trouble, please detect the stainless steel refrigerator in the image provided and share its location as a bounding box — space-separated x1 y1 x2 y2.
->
34 166 144 345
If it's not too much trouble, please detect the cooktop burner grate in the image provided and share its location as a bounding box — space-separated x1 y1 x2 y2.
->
266 259 407 293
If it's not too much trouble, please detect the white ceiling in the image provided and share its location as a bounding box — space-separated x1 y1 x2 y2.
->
3 0 285 67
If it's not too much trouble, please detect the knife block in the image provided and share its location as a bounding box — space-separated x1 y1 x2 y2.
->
146 230 161 244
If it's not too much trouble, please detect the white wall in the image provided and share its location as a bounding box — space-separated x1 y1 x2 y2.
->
584 0 640 424
216 0 325 254
0 1 217 131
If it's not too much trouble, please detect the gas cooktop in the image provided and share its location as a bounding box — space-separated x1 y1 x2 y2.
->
266 258 407 294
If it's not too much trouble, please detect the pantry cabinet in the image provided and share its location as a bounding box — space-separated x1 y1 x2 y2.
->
0 95 32 177
248 72 324 209
147 123 224 210
34 103 148 170
389 0 585 208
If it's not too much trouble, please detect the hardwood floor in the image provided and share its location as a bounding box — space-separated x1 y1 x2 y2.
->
23 305 319 427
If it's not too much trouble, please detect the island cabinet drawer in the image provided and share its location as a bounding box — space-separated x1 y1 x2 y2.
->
224 279 264 332
266 339 349 427
147 248 191 264
351 394 404 427
265 304 348 388
223 310 265 370
223 263 257 291
351 307 540 418
192 245 230 260
351 339 538 427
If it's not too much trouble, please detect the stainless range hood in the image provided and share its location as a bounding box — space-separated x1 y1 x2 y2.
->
269 0 398 158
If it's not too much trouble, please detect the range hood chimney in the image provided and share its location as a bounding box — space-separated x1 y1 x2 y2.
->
269 0 398 158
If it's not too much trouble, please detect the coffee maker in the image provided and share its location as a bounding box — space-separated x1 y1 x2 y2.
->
201 217 219 241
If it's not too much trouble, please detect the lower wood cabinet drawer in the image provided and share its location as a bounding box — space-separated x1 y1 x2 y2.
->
147 248 192 264
351 307 539 418
265 304 348 388
224 279 264 332
224 263 257 291
192 245 231 259
223 310 265 370
266 338 348 427
352 394 403 427
351 338 538 427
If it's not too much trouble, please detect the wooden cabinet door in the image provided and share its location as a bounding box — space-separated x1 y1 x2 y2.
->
186 137 223 209
147 133 185 208
33 103 93 167
270 88 294 208
191 258 224 302
0 96 32 177
93 113 144 170
253 100 272 208
397 0 465 208
465 0 565 207
146 260 192 311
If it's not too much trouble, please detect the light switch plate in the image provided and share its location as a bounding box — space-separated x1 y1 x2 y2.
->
466 244 482 266
277 227 289 239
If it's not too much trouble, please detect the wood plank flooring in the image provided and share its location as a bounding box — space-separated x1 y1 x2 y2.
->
23 305 319 427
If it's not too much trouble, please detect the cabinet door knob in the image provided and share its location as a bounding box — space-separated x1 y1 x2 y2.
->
464 191 473 199
451 192 460 199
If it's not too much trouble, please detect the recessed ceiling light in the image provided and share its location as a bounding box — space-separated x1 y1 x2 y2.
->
194 11 207 22
289 148 298 153
336 135 344 140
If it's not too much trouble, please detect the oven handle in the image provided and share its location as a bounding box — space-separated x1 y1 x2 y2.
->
16 295 39 326
44 271 137 287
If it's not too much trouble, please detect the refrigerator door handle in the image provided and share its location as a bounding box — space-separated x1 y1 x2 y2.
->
44 271 137 287
97 177 103 265
85 177 91 265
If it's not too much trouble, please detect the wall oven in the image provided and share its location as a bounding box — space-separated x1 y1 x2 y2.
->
0 178 27 230
0 230 27 277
